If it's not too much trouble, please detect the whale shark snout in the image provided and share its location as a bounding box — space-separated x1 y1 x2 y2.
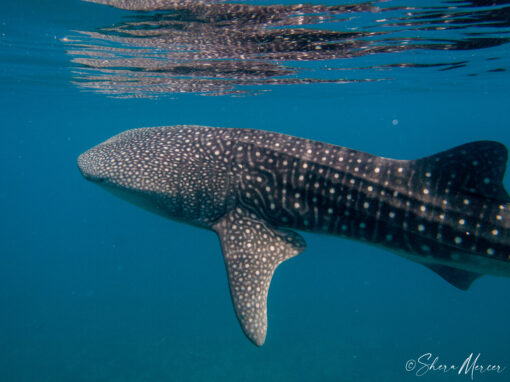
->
78 150 99 181
77 149 107 183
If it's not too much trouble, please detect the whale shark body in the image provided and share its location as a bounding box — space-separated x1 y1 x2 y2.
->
78 125 510 346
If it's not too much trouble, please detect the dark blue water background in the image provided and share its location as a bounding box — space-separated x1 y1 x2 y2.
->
1 0 509 381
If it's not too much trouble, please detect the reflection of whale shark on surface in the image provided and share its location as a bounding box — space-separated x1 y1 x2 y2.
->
78 126 510 346
64 0 510 97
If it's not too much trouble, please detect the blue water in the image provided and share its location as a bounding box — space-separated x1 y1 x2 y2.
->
1 0 509 381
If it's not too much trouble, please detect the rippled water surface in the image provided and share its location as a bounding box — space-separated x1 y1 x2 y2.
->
63 0 510 97
1 0 509 381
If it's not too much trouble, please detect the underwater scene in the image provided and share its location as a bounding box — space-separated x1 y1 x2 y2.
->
1 0 510 381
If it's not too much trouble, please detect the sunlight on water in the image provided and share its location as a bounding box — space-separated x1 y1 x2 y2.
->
60 0 510 97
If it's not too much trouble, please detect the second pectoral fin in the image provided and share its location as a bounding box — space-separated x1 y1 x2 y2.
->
213 208 306 346
424 263 482 291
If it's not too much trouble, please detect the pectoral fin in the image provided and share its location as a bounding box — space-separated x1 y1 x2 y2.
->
425 264 482 291
213 208 306 346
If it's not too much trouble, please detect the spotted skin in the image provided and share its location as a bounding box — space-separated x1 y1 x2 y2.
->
78 125 510 346
215 208 305 346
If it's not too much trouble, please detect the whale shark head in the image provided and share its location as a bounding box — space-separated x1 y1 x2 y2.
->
78 127 178 218
78 127 164 187
78 126 231 224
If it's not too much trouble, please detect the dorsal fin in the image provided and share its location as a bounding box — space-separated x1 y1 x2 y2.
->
213 208 306 346
414 141 510 203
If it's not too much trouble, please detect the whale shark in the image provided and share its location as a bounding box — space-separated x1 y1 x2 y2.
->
78 125 510 346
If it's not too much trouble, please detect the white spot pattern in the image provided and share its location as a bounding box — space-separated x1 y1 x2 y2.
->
78 125 510 345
